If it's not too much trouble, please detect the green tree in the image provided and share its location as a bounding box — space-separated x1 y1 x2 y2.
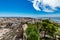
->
26 23 40 40
40 19 58 40
26 19 59 40
27 31 39 40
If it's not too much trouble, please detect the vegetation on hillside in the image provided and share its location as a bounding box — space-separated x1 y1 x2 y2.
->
26 19 60 40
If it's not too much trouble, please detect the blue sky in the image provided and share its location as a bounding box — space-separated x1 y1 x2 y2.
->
0 0 60 17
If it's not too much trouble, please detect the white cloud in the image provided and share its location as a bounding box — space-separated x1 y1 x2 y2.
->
29 0 60 12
